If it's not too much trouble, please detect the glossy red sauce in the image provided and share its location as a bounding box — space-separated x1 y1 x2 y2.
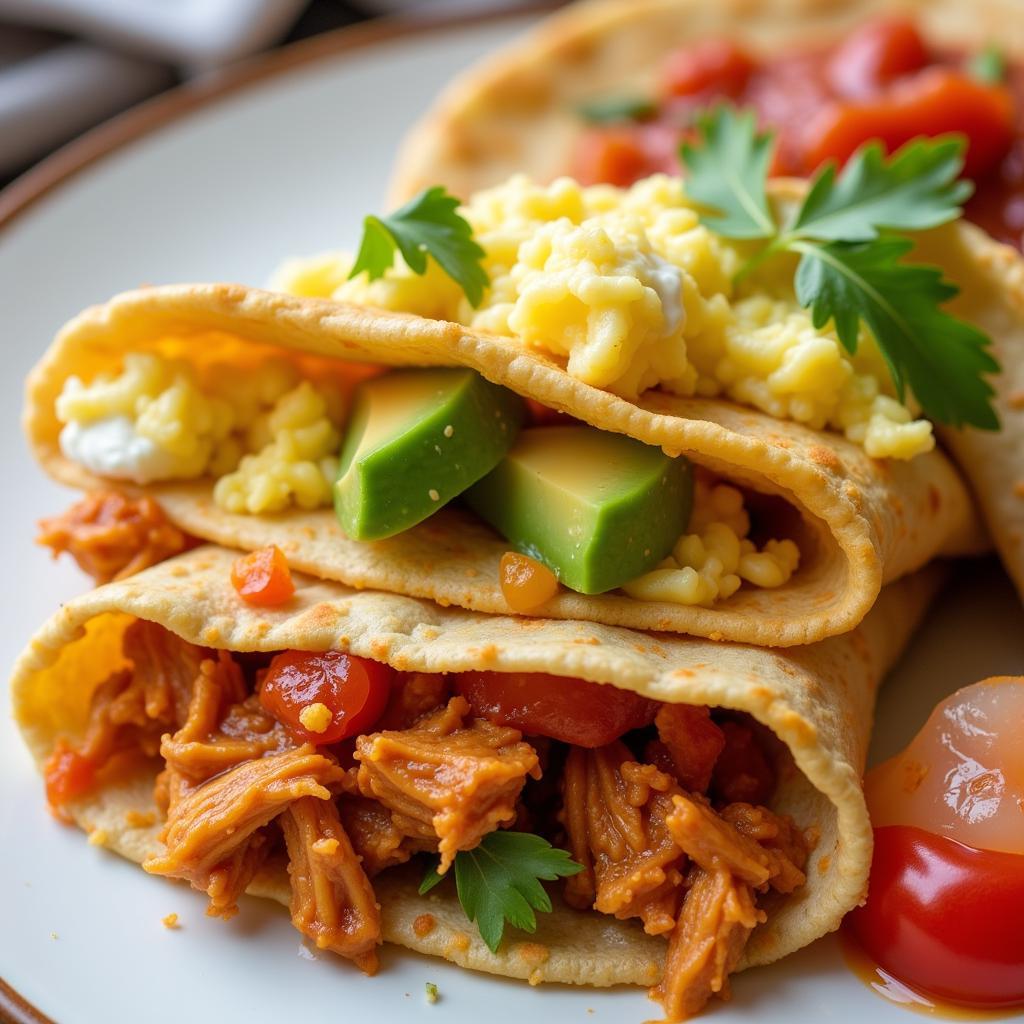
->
572 18 1024 248
848 826 1024 1008
847 678 1024 1010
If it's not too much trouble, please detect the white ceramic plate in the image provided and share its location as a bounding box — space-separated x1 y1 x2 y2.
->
1 12 1022 1024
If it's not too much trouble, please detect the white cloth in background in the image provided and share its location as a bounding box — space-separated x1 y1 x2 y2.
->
0 0 307 175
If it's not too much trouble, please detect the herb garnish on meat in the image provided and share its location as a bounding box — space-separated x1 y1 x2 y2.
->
419 830 583 953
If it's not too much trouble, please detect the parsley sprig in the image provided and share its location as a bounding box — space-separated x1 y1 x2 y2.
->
349 185 489 307
419 831 583 954
680 106 1000 430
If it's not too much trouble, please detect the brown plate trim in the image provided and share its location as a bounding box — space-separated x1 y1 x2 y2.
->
0 7 550 1023
0 4 551 233
0 979 55 1024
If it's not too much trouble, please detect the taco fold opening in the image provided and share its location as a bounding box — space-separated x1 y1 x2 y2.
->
25 280 979 646
13 545 940 1020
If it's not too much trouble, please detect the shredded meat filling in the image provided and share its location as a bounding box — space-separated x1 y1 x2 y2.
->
653 705 726 794
144 746 346 916
355 696 540 872
651 793 810 1020
37 492 189 583
652 865 762 1021
339 795 435 877
561 742 686 936
281 796 382 973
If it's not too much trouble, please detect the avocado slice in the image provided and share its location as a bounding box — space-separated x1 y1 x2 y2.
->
335 368 524 540
465 425 693 595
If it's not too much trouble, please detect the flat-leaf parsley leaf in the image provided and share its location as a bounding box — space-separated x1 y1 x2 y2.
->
679 105 1000 430
419 831 583 954
349 185 489 307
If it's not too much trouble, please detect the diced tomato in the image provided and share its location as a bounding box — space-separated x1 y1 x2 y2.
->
660 39 755 99
826 18 929 99
500 551 559 613
455 671 657 747
44 740 97 817
231 545 295 607
849 825 1024 1007
260 650 392 744
711 719 775 805
571 127 651 186
803 69 1015 180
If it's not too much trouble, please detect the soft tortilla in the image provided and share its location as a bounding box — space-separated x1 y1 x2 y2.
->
386 0 1024 607
24 281 981 646
12 545 941 984
388 0 1024 204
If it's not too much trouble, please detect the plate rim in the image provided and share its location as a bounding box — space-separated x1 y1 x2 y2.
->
0 3 552 235
0 7 551 1023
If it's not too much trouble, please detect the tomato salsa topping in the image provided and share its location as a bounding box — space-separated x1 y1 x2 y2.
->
231 544 296 607
574 17 1024 248
259 650 393 744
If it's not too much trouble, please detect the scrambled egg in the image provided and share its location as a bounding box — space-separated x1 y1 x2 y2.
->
56 353 344 514
623 478 800 606
279 173 932 460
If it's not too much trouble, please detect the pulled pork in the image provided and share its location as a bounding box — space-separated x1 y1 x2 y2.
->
37 492 189 583
47 620 810 1016
144 745 345 912
561 742 685 936
355 696 540 872
650 793 809 1020
281 796 381 972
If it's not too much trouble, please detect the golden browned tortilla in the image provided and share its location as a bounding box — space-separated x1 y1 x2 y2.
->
388 0 1024 204
24 279 982 647
11 545 941 985
386 0 1024 608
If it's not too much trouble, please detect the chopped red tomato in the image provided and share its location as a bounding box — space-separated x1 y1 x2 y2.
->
826 17 929 98
849 825 1024 1007
231 545 295 607
571 127 651 187
44 740 97 817
803 69 1015 179
260 650 392 744
660 39 755 99
455 671 656 747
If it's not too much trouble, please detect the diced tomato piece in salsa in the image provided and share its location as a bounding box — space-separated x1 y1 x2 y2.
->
231 545 296 607
660 39 755 99
44 740 97 818
803 68 1015 179
260 650 392 744
825 17 929 98
455 670 657 747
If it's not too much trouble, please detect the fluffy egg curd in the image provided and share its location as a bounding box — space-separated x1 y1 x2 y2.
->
275 173 934 461
56 353 344 514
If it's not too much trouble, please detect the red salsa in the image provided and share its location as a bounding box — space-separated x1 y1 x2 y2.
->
572 17 1024 248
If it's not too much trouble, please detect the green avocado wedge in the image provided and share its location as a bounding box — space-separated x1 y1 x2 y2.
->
334 368 524 540
465 425 693 595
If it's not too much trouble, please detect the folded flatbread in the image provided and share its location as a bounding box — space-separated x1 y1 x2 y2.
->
24 281 980 647
12 545 941 1011
388 0 1024 203
386 0 1024 607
